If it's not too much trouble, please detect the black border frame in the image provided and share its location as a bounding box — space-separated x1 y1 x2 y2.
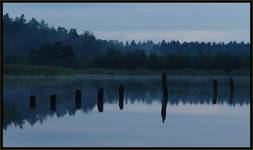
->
0 0 252 149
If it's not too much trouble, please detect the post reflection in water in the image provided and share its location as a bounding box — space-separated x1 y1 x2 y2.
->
97 88 104 112
50 95 56 112
119 85 124 110
212 79 217 104
75 89 82 110
161 96 168 123
3 76 250 130
161 73 169 123
230 78 234 104
29 95 36 110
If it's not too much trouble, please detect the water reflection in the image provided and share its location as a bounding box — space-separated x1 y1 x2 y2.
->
119 85 124 110
75 89 82 110
3 75 250 130
161 96 168 123
212 80 218 104
97 88 104 112
50 95 57 112
230 78 234 104
161 73 169 123
29 95 36 110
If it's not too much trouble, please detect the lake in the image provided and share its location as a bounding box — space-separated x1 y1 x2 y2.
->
2 75 250 147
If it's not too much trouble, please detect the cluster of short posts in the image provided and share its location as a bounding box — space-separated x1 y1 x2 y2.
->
29 73 234 123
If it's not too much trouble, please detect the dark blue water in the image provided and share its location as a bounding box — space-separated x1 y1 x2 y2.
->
3 75 250 147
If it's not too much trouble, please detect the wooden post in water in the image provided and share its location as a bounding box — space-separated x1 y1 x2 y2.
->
30 95 36 109
161 72 168 98
75 89 82 110
161 72 168 123
97 88 104 112
50 95 56 111
229 78 234 104
119 85 124 110
212 80 217 104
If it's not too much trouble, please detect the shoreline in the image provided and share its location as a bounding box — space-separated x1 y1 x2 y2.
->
3 64 250 77
3 74 250 80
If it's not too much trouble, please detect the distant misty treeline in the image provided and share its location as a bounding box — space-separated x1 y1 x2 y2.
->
3 14 250 71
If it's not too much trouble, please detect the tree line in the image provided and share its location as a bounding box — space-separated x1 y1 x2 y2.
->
92 49 249 72
3 14 250 73
5 41 249 73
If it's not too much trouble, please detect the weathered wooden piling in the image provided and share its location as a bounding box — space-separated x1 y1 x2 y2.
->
97 88 103 112
30 95 36 109
229 78 234 104
50 95 56 111
161 72 168 98
212 79 217 104
75 89 82 110
161 72 168 123
119 85 124 110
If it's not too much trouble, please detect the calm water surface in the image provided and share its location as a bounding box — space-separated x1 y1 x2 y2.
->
3 75 250 147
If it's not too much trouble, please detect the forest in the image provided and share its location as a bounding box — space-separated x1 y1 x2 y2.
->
3 14 250 74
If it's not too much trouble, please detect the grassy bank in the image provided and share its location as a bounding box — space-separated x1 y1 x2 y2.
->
3 64 250 76
3 64 77 76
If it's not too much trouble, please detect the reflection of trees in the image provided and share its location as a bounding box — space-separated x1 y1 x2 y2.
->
3 77 250 129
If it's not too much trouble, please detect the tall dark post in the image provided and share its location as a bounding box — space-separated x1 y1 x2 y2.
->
212 80 217 104
97 88 104 112
161 72 168 123
50 95 56 111
161 72 168 98
119 85 124 110
75 89 82 110
229 78 234 104
30 95 36 110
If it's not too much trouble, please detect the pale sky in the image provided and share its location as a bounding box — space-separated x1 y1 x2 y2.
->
3 3 250 43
